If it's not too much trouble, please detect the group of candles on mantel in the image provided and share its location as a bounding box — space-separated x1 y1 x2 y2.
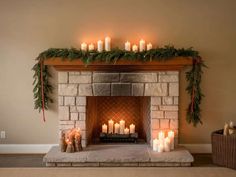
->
81 36 152 52
153 130 175 153
102 119 135 134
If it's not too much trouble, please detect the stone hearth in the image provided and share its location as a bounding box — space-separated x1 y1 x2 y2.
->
44 145 193 167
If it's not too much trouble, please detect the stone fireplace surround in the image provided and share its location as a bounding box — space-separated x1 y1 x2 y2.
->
58 71 179 147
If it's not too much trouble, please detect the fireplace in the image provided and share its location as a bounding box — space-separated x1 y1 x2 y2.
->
58 71 179 147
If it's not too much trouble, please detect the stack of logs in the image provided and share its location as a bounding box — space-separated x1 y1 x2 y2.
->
60 128 83 153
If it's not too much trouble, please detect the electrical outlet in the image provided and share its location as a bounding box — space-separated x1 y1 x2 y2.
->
0 131 6 139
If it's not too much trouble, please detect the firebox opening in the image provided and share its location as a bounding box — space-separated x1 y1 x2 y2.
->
86 96 151 145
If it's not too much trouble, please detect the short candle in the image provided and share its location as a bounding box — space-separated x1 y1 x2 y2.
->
97 40 103 52
124 128 129 134
125 41 131 51
119 120 125 134
132 45 138 52
147 43 152 50
105 36 111 51
129 124 135 134
102 124 108 133
81 42 87 51
114 123 120 134
139 39 146 52
88 43 95 51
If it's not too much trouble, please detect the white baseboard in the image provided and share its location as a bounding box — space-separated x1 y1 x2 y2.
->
0 144 57 154
0 143 211 154
180 144 212 153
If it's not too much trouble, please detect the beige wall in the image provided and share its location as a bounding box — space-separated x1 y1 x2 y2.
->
0 0 236 144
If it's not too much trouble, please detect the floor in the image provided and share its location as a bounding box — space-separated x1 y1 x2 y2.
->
0 153 215 167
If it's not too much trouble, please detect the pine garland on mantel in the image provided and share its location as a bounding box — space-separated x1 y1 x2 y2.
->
32 45 206 126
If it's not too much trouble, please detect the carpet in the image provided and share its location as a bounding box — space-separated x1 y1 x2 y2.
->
0 167 235 177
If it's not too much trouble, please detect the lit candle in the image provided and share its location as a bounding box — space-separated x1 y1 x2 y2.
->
97 40 103 52
114 123 120 134
88 43 95 51
147 43 152 50
132 45 138 52
158 142 164 153
119 120 125 134
130 124 135 134
81 42 87 51
139 39 145 52
164 137 171 152
102 124 108 133
108 119 114 134
168 130 175 150
124 128 129 134
153 138 159 151
125 41 131 51
105 36 111 51
158 131 165 141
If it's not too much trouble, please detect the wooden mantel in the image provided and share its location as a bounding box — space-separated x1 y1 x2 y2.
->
44 57 193 71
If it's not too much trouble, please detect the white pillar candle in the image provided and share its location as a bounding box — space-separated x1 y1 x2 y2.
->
88 43 95 51
132 45 138 52
164 137 171 152
147 43 152 50
105 36 111 51
129 124 135 134
81 42 87 51
124 128 130 135
125 41 131 51
139 39 145 52
229 121 234 128
158 141 164 153
168 130 175 150
114 123 120 134
108 119 114 134
153 138 159 151
119 120 125 134
102 124 107 133
158 131 165 141
97 40 103 52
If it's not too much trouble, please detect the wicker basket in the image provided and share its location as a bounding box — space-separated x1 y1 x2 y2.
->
212 129 236 169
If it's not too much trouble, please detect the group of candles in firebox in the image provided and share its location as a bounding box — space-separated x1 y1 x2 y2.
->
102 119 135 135
153 131 175 152
80 36 152 52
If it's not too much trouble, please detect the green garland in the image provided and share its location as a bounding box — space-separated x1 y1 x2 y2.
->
32 45 205 126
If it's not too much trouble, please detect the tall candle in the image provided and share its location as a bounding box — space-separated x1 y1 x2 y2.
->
132 45 138 52
119 120 125 134
88 43 95 51
168 130 175 150
158 142 164 153
158 131 165 141
124 128 129 134
105 36 111 51
147 43 152 50
130 124 135 134
125 41 131 51
102 124 108 133
108 119 114 134
153 138 159 151
81 42 87 51
97 40 103 52
114 123 120 134
139 39 145 52
164 137 171 152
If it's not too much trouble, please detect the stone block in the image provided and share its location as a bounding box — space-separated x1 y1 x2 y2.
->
77 106 86 113
120 73 157 82
93 73 119 82
162 97 173 105
76 120 86 130
64 97 75 106
151 111 164 118
78 84 93 96
145 83 167 96
69 75 91 84
151 106 158 111
59 124 75 130
81 71 92 75
151 119 159 129
72 163 99 167
160 119 170 129
58 84 77 96
76 96 86 106
132 83 144 96
58 106 69 120
174 97 179 105
70 106 77 113
56 163 71 167
159 75 179 82
79 113 86 120
93 83 111 96
58 96 64 106
70 113 78 120
165 111 178 119
166 71 179 75
169 83 179 96
151 97 161 105
59 120 75 125
46 162 56 167
111 83 131 96
69 72 80 75
81 139 87 147
58 72 68 83
170 119 178 130
160 106 178 111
